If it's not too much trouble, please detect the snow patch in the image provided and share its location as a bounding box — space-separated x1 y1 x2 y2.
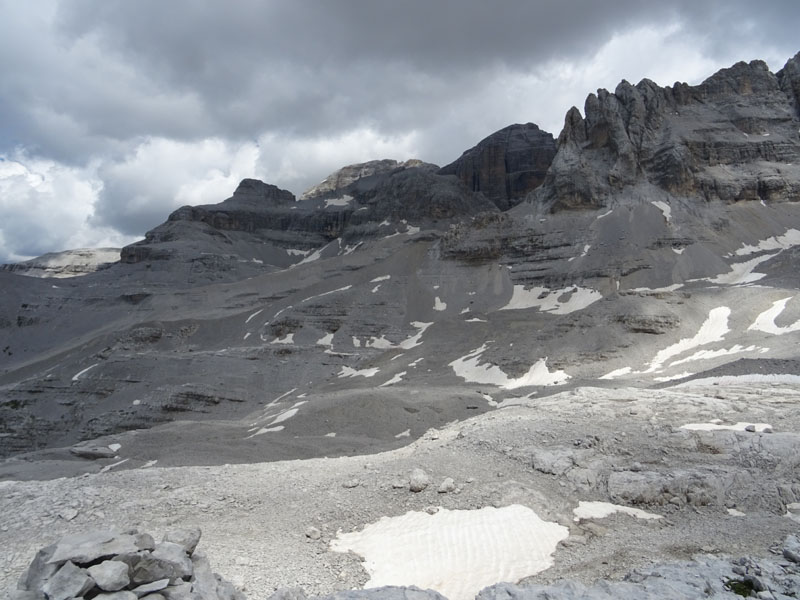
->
366 335 395 349
645 307 730 373
271 333 294 345
302 285 352 304
316 332 334 347
72 363 99 382
394 429 411 439
669 344 759 367
433 297 447 311
680 422 771 432
324 195 353 208
399 322 432 350
671 374 800 387
449 344 570 389
286 248 311 257
245 309 263 324
599 367 632 380
500 285 601 314
330 505 568 600
338 366 380 378
748 296 800 335
573 501 662 521
651 200 671 222
379 371 406 387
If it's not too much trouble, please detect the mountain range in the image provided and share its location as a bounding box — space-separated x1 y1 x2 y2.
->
2 53 800 600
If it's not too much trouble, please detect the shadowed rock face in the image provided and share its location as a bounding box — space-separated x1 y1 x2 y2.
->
536 53 800 211
119 164 497 271
438 123 557 211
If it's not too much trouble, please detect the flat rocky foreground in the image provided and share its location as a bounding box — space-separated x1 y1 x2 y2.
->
2 383 800 599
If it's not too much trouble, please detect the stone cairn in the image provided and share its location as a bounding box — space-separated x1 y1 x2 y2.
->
11 528 245 600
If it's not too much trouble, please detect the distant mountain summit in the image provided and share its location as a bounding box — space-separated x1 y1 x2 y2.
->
535 53 800 211
438 123 556 210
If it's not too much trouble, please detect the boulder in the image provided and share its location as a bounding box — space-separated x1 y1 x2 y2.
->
87 560 131 591
409 468 430 493
42 561 95 600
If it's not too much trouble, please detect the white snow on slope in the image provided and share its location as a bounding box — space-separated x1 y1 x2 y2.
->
366 335 394 349
245 309 263 324
271 333 294 345
338 366 380 378
669 344 759 367
573 501 662 521
645 307 730 373
72 363 99 382
651 200 672 222
330 505 568 600
433 297 447 311
316 333 334 347
500 285 601 314
379 371 406 387
370 275 391 283
286 248 311 257
706 253 777 285
680 422 772 432
324 195 353 208
749 296 800 335
302 285 352 304
449 344 570 389
399 322 433 350
733 228 800 256
599 367 632 380
671 374 800 387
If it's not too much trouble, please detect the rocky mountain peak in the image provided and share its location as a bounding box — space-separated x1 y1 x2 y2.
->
537 56 800 211
438 123 556 211
301 159 430 200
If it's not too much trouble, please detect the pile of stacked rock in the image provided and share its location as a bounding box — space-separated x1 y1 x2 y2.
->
11 528 244 600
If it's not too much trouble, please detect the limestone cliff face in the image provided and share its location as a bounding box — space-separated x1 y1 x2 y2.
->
120 165 497 265
536 53 800 211
438 123 556 211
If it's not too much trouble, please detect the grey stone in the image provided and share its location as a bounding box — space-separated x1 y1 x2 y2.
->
8 591 43 600
139 595 166 600
304 526 321 540
437 477 456 493
342 479 360 489
48 530 146 565
17 544 58 591
267 588 307 600
151 542 193 579
784 534 800 563
409 468 430 493
42 561 95 600
130 579 170 596
69 444 117 459
87 560 130 591
163 528 201 555
95 592 138 600
161 582 193 600
189 552 218 600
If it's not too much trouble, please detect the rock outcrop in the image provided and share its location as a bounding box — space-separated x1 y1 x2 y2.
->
438 124 556 211
535 53 800 211
12 528 244 600
301 160 428 201
120 164 497 272
1 249 120 278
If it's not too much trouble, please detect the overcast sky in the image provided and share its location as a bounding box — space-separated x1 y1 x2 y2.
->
1 1 799 262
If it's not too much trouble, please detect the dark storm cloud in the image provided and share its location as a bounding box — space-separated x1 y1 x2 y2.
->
1 0 799 262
